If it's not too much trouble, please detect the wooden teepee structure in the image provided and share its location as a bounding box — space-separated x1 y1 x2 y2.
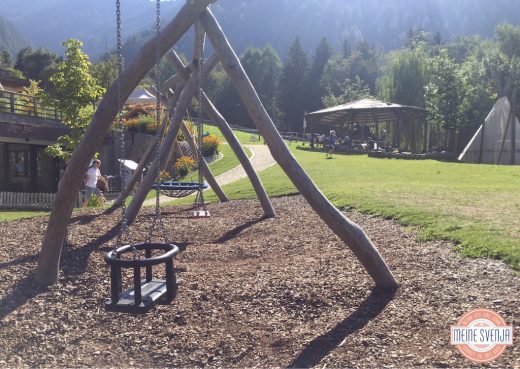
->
35 1 398 290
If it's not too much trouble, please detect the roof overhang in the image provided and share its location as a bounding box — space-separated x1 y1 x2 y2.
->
306 98 426 125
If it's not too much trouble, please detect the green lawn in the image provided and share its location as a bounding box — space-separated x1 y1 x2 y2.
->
0 210 48 222
197 146 520 270
204 124 263 145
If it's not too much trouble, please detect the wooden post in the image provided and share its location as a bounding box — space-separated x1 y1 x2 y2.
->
165 50 275 217
497 96 515 164
511 90 517 165
35 0 214 286
423 118 428 153
125 53 220 225
9 92 14 113
201 9 398 289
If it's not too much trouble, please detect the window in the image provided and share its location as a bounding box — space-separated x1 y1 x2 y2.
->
9 150 28 177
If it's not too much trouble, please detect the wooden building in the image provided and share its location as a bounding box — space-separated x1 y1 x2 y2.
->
0 89 66 193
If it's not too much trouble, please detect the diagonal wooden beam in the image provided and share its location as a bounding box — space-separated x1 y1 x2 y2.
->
200 8 398 289
166 50 275 217
125 53 220 225
35 0 215 286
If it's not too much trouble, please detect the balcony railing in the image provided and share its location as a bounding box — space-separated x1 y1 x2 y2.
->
0 90 62 121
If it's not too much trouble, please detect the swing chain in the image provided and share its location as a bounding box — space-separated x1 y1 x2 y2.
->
115 0 136 253
146 0 170 245
195 22 207 211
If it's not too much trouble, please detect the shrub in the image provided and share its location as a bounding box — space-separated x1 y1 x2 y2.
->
138 115 154 133
174 156 195 178
124 104 154 119
159 170 172 182
87 194 103 207
201 134 220 157
124 117 140 132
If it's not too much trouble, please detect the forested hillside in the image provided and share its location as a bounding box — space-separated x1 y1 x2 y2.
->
2 0 520 59
0 16 27 59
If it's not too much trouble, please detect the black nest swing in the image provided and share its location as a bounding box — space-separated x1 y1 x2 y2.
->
152 181 208 198
104 242 179 313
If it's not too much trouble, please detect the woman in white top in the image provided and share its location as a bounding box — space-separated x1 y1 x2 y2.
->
82 159 105 207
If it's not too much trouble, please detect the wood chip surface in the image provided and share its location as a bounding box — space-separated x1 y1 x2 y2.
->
0 196 518 368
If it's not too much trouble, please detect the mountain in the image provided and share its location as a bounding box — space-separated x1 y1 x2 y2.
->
0 15 28 58
1 0 520 60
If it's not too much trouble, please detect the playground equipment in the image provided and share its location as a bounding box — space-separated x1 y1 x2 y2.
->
35 0 398 292
104 0 179 313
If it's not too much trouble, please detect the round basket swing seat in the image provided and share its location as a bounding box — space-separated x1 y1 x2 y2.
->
152 181 209 198
104 242 180 313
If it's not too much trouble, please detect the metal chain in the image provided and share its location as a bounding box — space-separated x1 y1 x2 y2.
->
115 0 136 253
195 23 207 211
146 0 170 244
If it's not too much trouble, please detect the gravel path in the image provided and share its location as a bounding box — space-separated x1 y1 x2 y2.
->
142 144 276 206
0 196 518 368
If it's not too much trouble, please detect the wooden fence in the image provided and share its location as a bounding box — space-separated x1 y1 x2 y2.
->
0 191 55 210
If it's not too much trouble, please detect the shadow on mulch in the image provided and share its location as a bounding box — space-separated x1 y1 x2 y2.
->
61 224 119 276
214 217 266 244
287 287 396 368
0 273 46 321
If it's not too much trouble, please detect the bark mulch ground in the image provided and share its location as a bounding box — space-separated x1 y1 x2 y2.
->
0 196 518 368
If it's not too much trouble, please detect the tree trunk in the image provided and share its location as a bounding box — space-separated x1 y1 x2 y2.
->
35 0 214 286
201 9 398 289
165 50 275 217
125 53 220 225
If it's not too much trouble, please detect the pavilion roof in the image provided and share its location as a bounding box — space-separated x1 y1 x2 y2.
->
305 98 426 125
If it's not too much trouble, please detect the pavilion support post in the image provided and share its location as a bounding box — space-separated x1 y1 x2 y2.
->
35 0 214 287
423 120 428 153
497 95 515 164
125 53 220 225
165 50 275 217
179 121 228 202
201 9 398 289
510 89 517 165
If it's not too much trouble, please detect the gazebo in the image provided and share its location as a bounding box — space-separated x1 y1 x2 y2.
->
305 98 427 151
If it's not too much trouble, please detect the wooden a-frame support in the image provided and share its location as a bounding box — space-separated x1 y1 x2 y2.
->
199 8 398 289
36 0 397 290
124 53 219 225
165 50 275 217
35 0 214 286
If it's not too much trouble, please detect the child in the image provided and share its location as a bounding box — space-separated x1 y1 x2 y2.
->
82 159 105 207
326 130 337 158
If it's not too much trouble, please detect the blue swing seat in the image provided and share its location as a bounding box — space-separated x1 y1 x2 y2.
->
152 181 208 198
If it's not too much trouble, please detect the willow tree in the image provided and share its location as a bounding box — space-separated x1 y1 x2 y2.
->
378 46 429 151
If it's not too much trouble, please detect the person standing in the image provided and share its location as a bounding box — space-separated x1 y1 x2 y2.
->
82 159 105 207
326 130 337 159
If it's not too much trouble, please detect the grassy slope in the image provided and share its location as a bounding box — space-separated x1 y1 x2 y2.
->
199 146 520 270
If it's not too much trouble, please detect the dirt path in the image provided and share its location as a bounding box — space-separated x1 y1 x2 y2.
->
0 196 518 367
142 144 276 206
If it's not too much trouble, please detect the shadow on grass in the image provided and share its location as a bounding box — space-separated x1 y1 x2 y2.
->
295 146 367 156
286 287 396 368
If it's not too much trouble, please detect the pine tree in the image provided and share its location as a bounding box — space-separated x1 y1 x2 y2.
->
277 36 308 132
306 37 332 112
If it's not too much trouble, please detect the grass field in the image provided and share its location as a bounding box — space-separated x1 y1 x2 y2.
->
3 126 519 271
198 145 520 270
145 127 253 200
0 211 48 222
